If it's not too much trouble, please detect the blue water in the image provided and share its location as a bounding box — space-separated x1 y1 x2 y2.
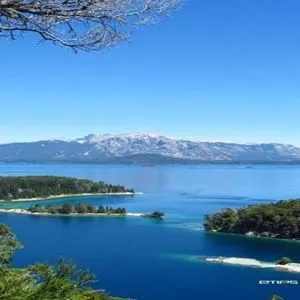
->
0 164 300 300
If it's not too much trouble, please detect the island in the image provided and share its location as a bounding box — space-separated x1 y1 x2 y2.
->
0 176 136 201
203 198 300 240
142 211 165 220
202 256 300 273
27 203 127 216
0 203 166 220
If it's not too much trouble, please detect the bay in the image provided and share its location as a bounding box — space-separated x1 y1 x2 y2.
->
0 163 300 300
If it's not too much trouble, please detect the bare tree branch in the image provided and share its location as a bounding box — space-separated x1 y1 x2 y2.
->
0 0 181 51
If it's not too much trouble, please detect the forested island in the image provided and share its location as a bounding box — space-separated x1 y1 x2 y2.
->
28 203 127 215
0 176 135 201
0 203 166 219
204 199 300 240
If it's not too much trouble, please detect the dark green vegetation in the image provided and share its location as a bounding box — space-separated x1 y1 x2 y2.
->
0 224 121 300
0 176 134 200
276 257 292 265
143 211 165 220
28 203 127 215
204 199 300 240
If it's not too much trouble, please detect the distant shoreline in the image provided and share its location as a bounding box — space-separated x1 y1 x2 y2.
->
1 160 300 165
0 192 143 203
205 230 300 243
0 208 144 218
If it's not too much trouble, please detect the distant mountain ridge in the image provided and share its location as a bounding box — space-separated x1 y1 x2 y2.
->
1 133 300 164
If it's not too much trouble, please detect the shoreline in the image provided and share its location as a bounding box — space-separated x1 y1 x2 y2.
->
0 208 144 218
203 256 300 273
0 192 143 203
205 230 300 243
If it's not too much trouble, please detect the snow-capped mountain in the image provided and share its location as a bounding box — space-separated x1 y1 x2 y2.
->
0 133 300 163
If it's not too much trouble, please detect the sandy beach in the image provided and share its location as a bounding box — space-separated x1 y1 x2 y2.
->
204 256 300 273
0 208 144 218
0 192 143 203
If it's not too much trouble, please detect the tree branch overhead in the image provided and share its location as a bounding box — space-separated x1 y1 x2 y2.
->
0 0 180 51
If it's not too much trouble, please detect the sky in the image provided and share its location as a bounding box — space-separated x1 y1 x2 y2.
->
1 0 300 145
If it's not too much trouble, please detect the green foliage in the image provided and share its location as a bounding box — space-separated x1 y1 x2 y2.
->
86 204 96 213
28 203 127 216
203 199 300 239
28 204 47 213
59 203 73 214
0 224 122 300
0 176 134 201
97 205 105 213
0 224 22 266
75 203 89 214
276 257 292 265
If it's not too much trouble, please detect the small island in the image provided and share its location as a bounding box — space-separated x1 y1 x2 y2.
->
0 176 136 201
142 211 165 220
203 256 300 273
203 198 300 240
27 203 127 216
0 202 166 220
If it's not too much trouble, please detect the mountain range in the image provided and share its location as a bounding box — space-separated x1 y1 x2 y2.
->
1 133 300 164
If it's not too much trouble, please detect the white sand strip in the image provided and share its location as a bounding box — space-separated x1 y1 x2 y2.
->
205 256 300 273
0 192 143 203
0 208 144 217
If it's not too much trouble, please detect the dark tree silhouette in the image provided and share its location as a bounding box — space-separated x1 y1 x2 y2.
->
0 0 180 51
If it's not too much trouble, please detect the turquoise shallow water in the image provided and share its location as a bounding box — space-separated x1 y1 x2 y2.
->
0 163 300 300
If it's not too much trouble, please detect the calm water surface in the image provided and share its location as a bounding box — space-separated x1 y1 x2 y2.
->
0 164 300 300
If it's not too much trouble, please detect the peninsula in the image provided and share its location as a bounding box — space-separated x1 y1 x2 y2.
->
0 176 136 201
0 203 165 219
203 198 300 240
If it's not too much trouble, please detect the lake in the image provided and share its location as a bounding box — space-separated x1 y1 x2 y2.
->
0 163 300 300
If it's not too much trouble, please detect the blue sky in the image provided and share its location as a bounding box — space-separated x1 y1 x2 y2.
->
1 0 300 145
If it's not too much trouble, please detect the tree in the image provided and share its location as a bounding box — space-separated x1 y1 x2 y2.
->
59 202 73 214
48 206 60 214
144 211 165 219
26 259 100 299
28 204 42 213
86 204 96 213
120 207 126 215
97 205 105 213
276 257 292 265
0 0 180 52
0 224 22 266
75 203 88 214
